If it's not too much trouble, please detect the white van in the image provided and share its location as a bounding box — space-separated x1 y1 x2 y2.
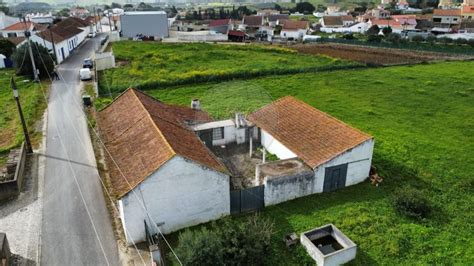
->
79 68 92 81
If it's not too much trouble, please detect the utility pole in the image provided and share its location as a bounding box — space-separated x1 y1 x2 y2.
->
10 77 33 154
48 24 58 65
107 12 113 32
23 17 39 82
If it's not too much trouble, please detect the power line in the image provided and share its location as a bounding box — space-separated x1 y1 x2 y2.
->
33 40 176 265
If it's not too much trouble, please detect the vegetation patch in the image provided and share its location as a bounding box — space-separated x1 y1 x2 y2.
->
0 70 47 155
99 41 361 94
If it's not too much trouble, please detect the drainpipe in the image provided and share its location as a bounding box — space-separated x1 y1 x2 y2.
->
249 128 253 157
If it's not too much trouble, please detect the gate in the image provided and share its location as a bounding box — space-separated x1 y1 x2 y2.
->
230 185 265 214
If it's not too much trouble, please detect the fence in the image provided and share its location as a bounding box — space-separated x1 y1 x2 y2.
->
318 38 474 56
230 185 265 215
0 143 27 201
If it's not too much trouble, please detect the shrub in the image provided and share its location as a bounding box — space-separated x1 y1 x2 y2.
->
425 35 437 44
342 33 355 40
12 42 54 79
367 34 382 43
366 25 380 36
385 33 401 44
411 35 425 43
394 187 431 220
175 215 274 265
382 26 392 36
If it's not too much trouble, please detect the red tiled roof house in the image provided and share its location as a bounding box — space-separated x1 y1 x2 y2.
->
98 89 230 245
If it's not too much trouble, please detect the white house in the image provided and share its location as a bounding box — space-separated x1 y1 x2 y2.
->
99 89 230 245
279 20 309 40
321 22 369 33
433 9 462 27
30 17 92 64
248 96 374 206
0 21 45 38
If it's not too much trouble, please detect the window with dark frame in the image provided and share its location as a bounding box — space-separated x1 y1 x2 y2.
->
212 127 224 140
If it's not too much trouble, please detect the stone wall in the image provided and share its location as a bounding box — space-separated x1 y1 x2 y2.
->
0 143 26 201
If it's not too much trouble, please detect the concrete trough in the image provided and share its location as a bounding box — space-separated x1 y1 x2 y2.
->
300 224 356 266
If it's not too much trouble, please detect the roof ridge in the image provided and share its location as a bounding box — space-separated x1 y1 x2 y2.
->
130 89 177 157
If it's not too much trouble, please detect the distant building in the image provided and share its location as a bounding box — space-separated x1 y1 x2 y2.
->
433 9 462 28
26 13 54 24
209 19 233 34
279 19 309 40
0 21 46 38
120 11 169 39
69 7 90 18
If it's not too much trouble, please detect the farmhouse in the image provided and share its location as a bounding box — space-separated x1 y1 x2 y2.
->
279 20 309 40
100 90 374 245
0 21 45 38
99 89 230 245
209 19 233 34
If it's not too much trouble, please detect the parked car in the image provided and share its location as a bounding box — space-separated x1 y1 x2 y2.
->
79 68 92 81
100 35 109 46
88 32 96 38
83 58 93 69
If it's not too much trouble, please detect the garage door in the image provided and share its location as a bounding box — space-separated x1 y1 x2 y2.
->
323 164 348 192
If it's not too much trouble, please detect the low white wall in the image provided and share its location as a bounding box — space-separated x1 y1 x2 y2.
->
263 138 374 206
95 52 115 71
176 31 228 42
119 156 230 245
313 139 374 193
261 130 297 159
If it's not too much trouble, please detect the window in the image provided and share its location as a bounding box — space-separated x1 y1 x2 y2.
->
212 127 224 140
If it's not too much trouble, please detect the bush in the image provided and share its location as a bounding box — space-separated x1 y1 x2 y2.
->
175 228 224 265
367 34 382 43
425 35 437 44
382 26 392 36
411 35 425 43
394 187 431 220
366 25 380 36
385 33 401 44
174 215 274 265
342 33 355 40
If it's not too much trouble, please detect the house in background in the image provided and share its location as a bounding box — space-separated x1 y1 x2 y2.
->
99 89 230 245
0 21 46 38
120 11 169 39
321 16 344 28
69 7 90 18
209 19 233 34
240 15 264 34
279 20 309 40
267 14 289 27
433 9 462 28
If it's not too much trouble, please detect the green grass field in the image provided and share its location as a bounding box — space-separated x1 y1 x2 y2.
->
0 70 46 161
145 61 474 264
99 41 360 95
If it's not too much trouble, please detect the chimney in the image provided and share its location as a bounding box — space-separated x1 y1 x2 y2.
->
191 99 200 110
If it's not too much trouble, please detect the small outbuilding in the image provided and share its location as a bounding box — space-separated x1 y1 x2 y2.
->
248 96 374 205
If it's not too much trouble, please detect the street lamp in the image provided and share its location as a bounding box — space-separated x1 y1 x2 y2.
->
10 77 33 153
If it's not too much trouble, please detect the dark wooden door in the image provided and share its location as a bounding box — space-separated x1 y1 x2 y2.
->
198 129 213 149
323 164 348 192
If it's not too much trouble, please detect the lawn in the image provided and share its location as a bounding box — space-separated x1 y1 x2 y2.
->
145 61 474 264
0 70 46 161
99 41 360 95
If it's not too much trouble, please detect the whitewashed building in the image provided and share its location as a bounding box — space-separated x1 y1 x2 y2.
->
280 20 309 40
99 89 230 245
248 97 374 206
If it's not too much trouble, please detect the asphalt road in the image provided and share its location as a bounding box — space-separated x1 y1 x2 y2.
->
41 35 120 265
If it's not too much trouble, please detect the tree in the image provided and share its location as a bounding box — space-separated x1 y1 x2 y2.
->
0 4 9 15
123 4 133 10
366 25 380 35
111 2 122 9
275 4 282 11
57 8 70 17
385 32 401 43
0 39 16 58
382 26 392 35
176 228 223 265
12 43 54 79
294 2 315 14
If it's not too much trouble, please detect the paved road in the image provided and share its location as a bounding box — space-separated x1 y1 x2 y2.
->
41 35 120 265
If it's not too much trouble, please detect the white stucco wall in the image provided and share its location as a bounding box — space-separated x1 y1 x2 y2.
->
260 130 297 160
29 35 70 64
212 125 238 146
264 139 374 206
312 139 374 193
280 29 306 39
119 156 230 245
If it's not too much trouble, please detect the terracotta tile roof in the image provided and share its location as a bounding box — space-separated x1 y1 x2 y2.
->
433 9 462 16
243 15 264 26
280 19 309 29
56 17 91 28
228 30 246 37
35 30 67 43
99 89 227 199
267 14 289 22
5 36 26 46
322 16 343 26
1 21 44 31
248 96 373 169
209 19 230 27
341 15 354 21
462 5 474 13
